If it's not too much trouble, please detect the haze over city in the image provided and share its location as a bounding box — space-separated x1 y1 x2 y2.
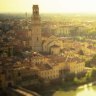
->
1 0 96 13
1 1 96 96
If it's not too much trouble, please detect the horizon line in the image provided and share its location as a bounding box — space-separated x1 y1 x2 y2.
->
1 12 96 15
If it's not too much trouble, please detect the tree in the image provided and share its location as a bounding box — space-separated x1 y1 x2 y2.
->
78 49 84 55
74 77 79 84
91 68 96 79
85 60 91 67
64 72 75 82
85 71 92 81
86 54 96 67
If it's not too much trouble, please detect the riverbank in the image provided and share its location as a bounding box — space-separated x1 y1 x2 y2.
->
24 79 96 96
38 80 96 96
52 84 96 96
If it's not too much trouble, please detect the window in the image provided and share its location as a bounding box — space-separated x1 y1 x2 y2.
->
8 82 12 87
35 11 38 15
8 75 11 80
18 72 21 76
0 80 2 86
37 37 38 41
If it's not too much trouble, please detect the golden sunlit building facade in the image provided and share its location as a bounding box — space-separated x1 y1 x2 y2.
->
66 58 85 74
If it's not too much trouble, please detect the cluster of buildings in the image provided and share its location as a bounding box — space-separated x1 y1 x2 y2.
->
1 5 96 90
0 52 85 89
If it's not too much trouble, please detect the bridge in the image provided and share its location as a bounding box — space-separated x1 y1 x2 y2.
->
7 86 41 96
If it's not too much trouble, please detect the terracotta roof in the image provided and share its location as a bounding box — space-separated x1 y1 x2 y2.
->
50 44 60 48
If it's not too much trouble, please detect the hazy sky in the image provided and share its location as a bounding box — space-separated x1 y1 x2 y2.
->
0 0 96 13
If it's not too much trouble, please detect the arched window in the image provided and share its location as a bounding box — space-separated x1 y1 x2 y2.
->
37 37 38 41
8 82 12 87
0 80 2 86
18 72 21 76
8 75 11 80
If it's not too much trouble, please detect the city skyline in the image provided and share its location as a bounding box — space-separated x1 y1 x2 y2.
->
1 2 96 96
0 0 96 13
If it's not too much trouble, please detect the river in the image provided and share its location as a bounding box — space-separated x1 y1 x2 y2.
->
53 83 96 96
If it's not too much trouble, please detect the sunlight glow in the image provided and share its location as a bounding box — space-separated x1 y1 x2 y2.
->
0 0 96 13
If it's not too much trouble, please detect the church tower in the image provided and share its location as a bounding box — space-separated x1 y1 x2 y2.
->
31 5 42 52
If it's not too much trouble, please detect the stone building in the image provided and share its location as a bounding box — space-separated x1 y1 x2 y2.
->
42 35 63 55
26 5 63 55
31 5 42 52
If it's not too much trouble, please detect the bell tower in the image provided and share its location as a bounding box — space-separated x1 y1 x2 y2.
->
31 5 42 52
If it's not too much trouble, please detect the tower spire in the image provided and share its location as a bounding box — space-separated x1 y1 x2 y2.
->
25 12 28 26
31 5 42 52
